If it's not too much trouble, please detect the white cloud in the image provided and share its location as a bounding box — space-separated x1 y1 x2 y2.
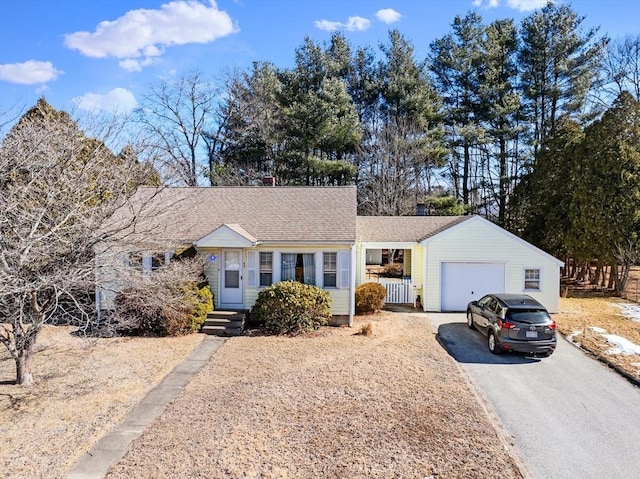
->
315 19 343 32
64 1 237 70
345 16 371 31
473 0 499 8
473 0 550 11
506 0 550 11
315 15 371 32
0 60 62 85
376 9 401 24
72 88 138 114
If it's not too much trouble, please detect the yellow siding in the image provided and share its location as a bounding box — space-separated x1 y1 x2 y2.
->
423 219 561 312
242 244 352 315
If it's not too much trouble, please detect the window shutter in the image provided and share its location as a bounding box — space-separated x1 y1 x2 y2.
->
247 250 258 287
339 250 350 289
142 255 152 273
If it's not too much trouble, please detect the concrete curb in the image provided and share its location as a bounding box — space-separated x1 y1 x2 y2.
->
67 335 225 479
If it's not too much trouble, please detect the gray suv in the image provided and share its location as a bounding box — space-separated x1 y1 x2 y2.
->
466 294 557 357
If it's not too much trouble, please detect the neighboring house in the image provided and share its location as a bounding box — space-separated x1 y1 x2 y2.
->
100 186 563 326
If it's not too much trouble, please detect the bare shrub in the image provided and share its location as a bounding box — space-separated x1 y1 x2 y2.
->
355 283 387 314
114 255 212 336
355 322 373 336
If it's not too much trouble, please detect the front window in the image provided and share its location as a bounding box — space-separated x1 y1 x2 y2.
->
259 252 273 287
524 269 541 291
323 252 337 288
281 253 315 285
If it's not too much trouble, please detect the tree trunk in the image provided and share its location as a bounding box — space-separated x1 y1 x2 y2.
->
15 349 34 386
462 140 470 206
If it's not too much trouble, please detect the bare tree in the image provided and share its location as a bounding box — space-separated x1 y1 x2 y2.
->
0 101 152 385
602 34 640 102
135 71 218 186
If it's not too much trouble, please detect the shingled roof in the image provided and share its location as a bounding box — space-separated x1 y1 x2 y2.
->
119 186 357 244
356 215 470 243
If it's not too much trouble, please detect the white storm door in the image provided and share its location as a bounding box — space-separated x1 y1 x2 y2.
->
221 249 243 306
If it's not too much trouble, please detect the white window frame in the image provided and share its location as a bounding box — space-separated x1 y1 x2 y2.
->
259 252 273 287
323 252 337 288
523 268 541 291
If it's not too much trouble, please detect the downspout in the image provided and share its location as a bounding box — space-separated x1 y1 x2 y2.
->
349 243 356 327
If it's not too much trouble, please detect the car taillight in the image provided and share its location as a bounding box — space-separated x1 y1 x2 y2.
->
497 320 516 329
547 321 557 330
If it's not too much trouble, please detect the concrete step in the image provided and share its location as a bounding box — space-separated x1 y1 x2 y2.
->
202 310 245 336
201 325 244 336
203 318 244 328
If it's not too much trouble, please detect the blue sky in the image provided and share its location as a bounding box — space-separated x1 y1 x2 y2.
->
1 0 638 120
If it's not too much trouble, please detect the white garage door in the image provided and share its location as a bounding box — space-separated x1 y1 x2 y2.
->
441 263 505 311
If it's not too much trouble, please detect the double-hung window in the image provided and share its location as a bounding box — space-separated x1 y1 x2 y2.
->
259 252 273 287
323 252 337 288
524 268 541 291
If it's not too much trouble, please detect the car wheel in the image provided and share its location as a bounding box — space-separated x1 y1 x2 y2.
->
467 311 474 329
488 331 501 355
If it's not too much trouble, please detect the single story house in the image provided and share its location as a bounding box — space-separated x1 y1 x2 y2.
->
100 186 563 327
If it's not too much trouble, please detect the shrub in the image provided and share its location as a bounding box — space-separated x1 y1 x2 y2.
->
383 263 404 278
114 255 213 337
251 281 333 335
355 282 387 314
115 282 213 336
355 322 373 336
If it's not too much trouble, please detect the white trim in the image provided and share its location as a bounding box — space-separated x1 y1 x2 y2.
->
523 267 542 292
349 244 356 327
247 250 258 287
196 224 257 248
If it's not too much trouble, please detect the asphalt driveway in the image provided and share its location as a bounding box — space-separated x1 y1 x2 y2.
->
428 313 640 479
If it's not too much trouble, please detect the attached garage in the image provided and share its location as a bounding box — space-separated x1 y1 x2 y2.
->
355 214 564 314
441 262 505 311
420 216 564 313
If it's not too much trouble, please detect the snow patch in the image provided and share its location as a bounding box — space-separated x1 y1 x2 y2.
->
613 303 640 323
566 330 582 347
589 326 607 334
602 334 640 356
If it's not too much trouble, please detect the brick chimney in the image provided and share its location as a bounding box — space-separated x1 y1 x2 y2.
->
262 176 276 187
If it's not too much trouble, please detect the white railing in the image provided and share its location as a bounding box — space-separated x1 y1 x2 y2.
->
377 278 414 304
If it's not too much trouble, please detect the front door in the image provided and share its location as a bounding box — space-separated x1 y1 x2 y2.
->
220 249 243 306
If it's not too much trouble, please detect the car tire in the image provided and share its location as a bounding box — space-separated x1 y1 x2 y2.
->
467 311 474 329
488 331 501 355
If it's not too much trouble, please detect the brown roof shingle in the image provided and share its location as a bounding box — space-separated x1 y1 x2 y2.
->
356 216 470 243
121 186 357 244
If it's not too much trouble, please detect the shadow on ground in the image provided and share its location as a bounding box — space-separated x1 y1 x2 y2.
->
437 322 542 365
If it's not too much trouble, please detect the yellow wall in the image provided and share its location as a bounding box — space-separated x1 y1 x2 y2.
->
201 244 352 315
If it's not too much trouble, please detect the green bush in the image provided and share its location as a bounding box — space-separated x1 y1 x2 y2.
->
250 281 333 335
355 282 387 314
183 281 214 333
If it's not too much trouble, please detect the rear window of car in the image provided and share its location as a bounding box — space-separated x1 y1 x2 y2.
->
507 309 551 324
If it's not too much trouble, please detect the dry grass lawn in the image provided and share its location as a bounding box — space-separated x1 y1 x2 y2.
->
105 313 523 479
6 294 637 479
557 293 640 381
0 327 203 479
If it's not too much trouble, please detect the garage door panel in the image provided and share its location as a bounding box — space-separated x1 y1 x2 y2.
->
441 263 505 311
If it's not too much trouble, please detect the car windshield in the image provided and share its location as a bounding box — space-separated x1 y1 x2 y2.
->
507 309 551 324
